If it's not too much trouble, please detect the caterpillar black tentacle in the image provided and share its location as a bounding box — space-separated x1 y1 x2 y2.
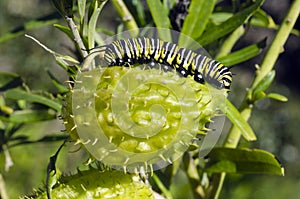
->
94 37 232 90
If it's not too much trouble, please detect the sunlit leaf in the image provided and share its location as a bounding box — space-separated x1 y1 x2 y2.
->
252 70 275 101
217 38 266 66
197 0 264 46
88 0 101 49
210 13 232 25
78 0 86 24
251 9 276 28
146 0 171 41
267 93 288 102
181 0 216 40
223 100 257 141
205 148 284 176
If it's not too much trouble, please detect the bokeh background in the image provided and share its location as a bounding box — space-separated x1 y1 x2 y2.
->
0 0 299 198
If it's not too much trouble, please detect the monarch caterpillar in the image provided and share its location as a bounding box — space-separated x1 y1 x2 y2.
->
95 37 232 90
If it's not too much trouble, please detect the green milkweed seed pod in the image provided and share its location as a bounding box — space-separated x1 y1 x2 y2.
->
62 66 227 173
24 169 153 199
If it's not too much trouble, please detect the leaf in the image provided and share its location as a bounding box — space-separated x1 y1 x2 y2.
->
267 93 288 102
25 34 80 68
78 0 86 25
88 1 101 49
47 70 69 94
53 24 74 40
0 13 59 44
0 72 23 91
131 0 147 26
205 148 284 176
50 0 74 17
197 0 264 46
223 100 257 141
5 89 62 112
210 13 233 25
9 134 68 147
252 70 275 101
9 109 56 123
181 0 216 40
251 8 276 28
217 38 266 66
146 0 172 41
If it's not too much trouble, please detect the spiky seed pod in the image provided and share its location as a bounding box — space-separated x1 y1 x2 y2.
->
23 169 153 199
62 66 227 173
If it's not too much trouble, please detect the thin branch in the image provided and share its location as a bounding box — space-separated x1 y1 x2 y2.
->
216 26 245 59
209 0 300 198
65 16 88 58
111 0 139 37
0 173 9 199
252 0 300 88
3 144 14 172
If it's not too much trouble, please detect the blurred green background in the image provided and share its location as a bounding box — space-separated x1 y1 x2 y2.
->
0 0 299 198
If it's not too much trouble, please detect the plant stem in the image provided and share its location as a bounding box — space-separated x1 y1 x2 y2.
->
111 0 139 37
252 0 300 88
0 173 9 199
65 16 88 58
209 0 300 198
216 26 245 59
152 173 173 199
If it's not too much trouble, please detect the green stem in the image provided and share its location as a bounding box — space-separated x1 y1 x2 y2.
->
252 0 300 88
0 173 9 199
216 26 245 59
111 0 139 37
65 16 88 57
209 0 300 198
152 173 173 199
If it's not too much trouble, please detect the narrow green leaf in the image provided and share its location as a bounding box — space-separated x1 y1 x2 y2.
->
251 9 276 28
53 24 74 40
210 13 233 25
181 0 216 40
253 91 267 101
5 89 62 112
47 71 69 94
88 6 101 49
10 134 68 147
9 109 56 123
205 148 284 176
78 0 86 24
197 0 264 46
0 72 22 91
252 70 276 100
87 0 107 48
132 0 147 26
146 0 172 41
267 93 288 102
217 38 266 66
223 100 256 141
50 0 73 17
0 14 59 44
